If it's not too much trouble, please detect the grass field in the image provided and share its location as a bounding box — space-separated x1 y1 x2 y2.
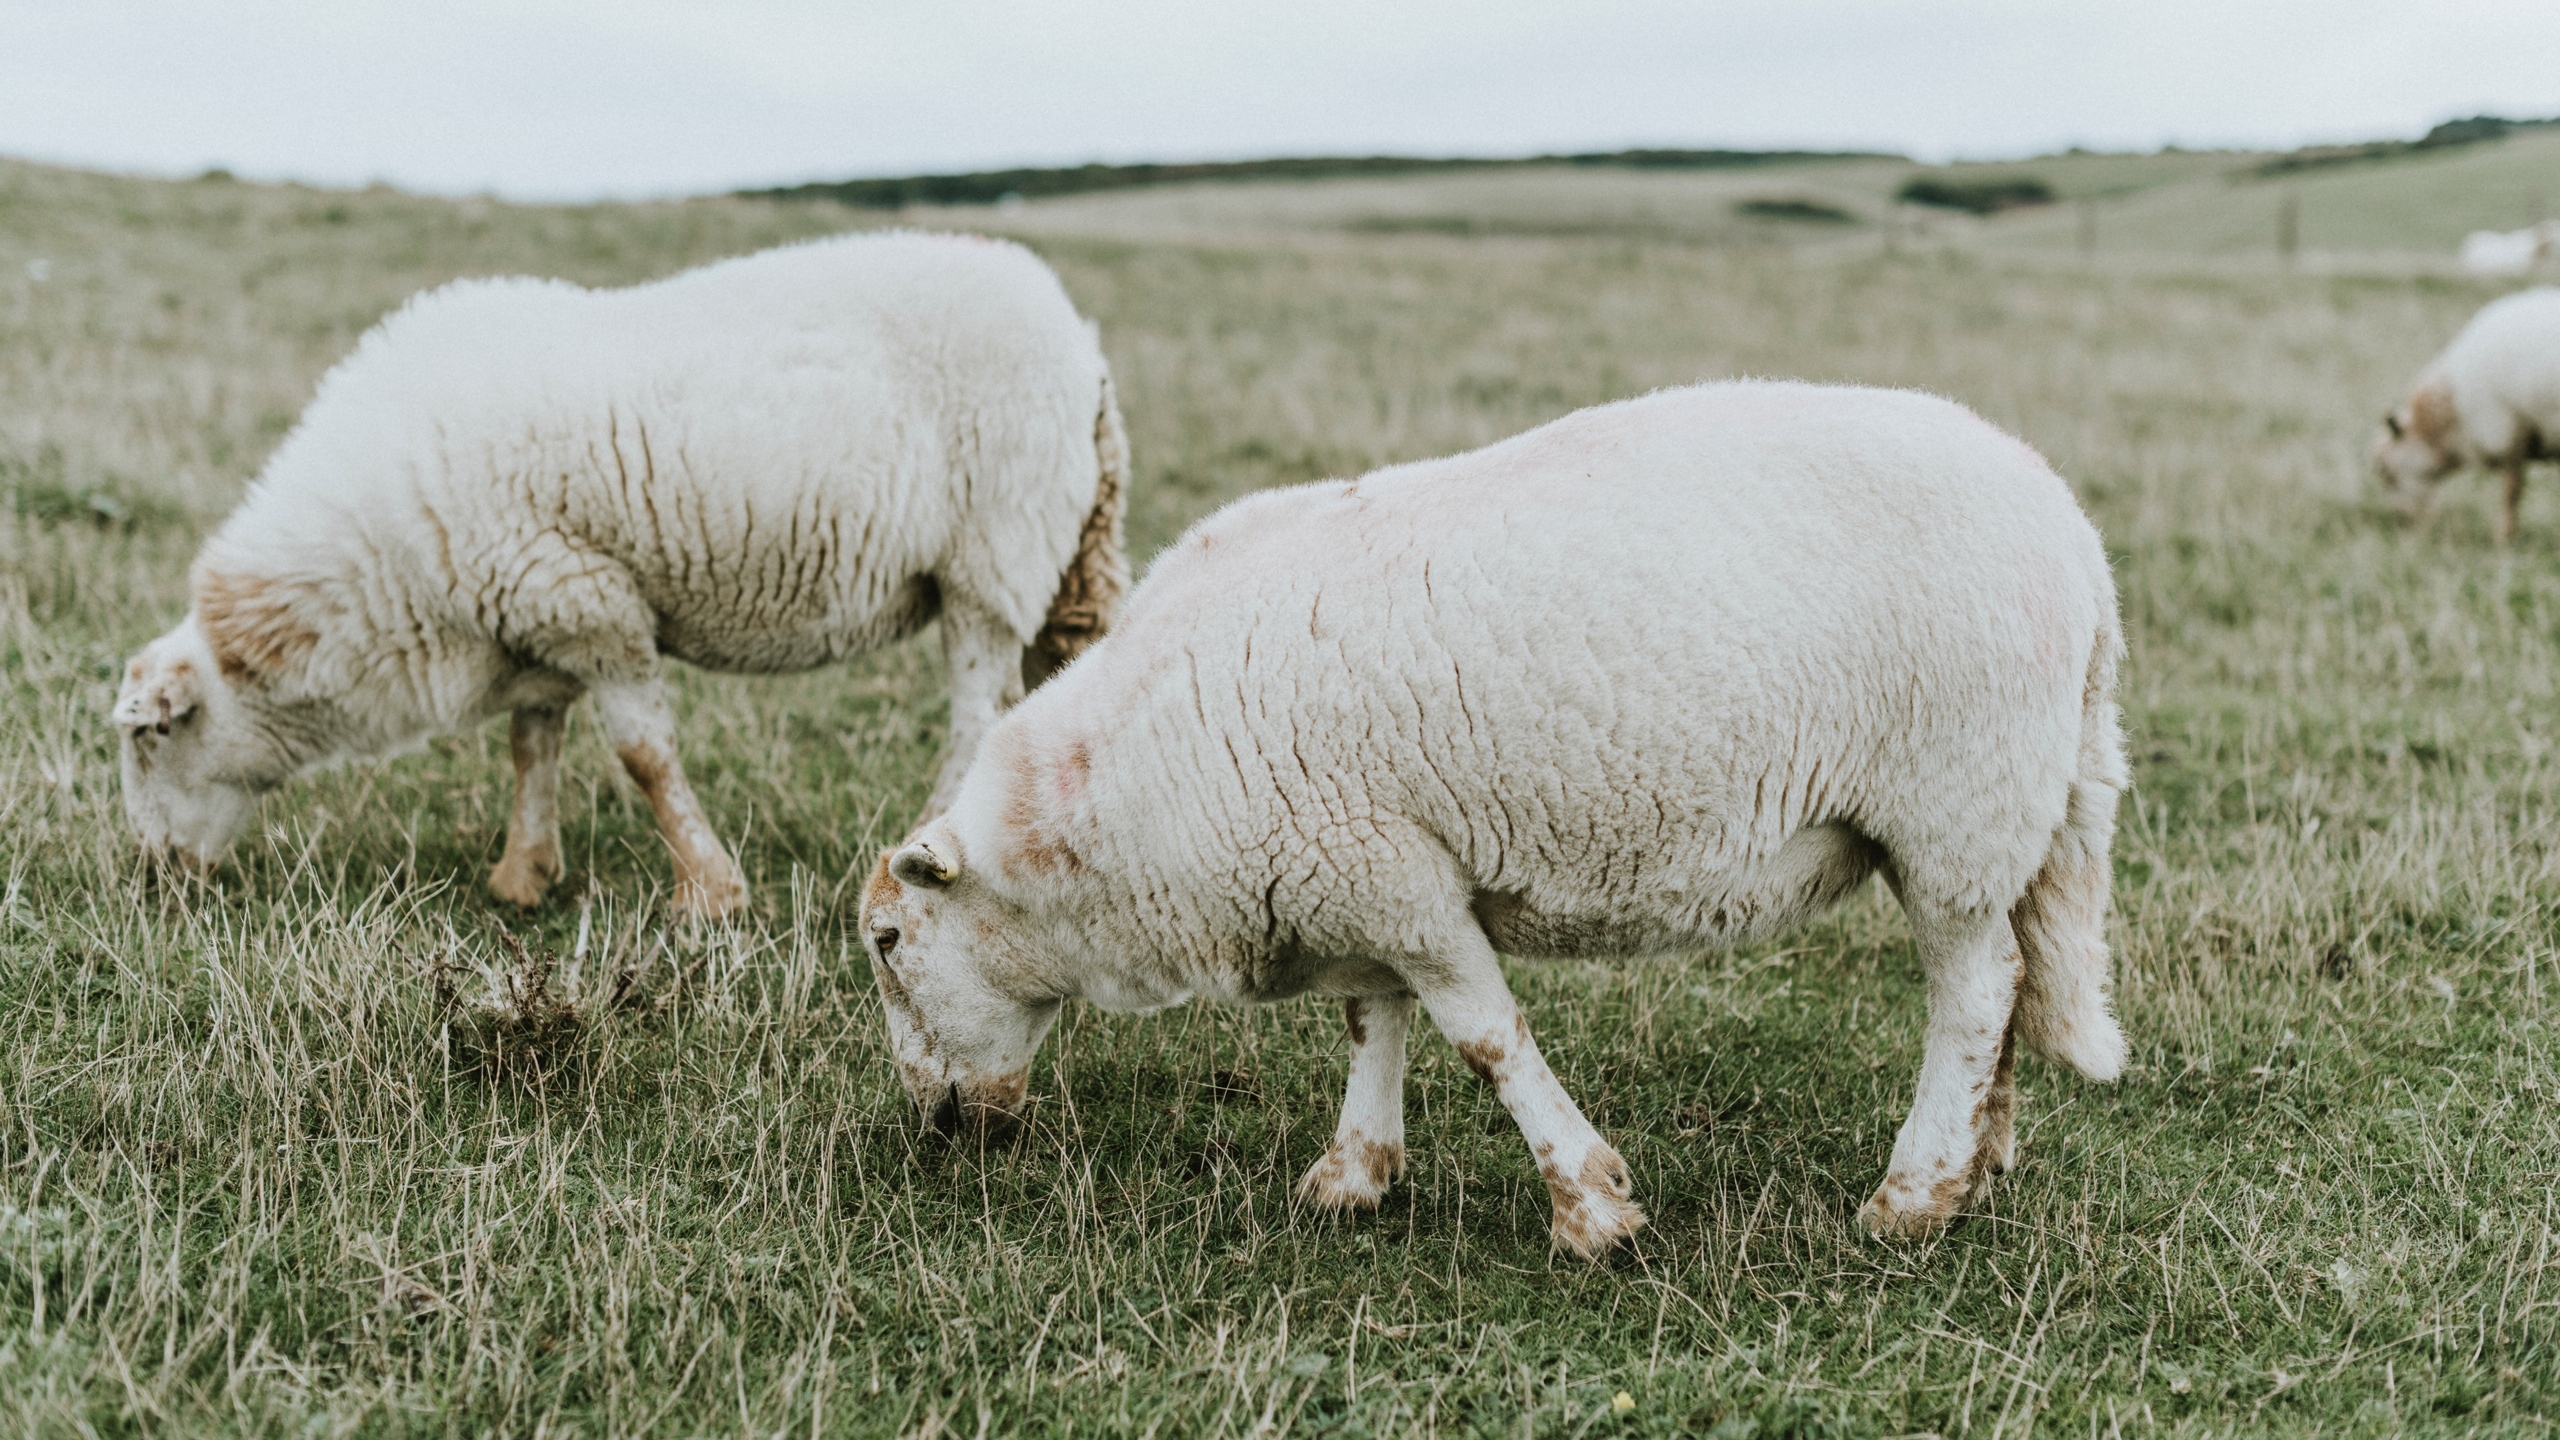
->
4 141 2560 1436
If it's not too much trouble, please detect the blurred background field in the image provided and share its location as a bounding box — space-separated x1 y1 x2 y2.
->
3 134 2559 1436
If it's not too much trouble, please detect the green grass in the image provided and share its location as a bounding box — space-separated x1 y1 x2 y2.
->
4 148 2559 1435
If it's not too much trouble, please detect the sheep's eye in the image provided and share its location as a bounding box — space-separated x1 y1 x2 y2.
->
873 927 900 958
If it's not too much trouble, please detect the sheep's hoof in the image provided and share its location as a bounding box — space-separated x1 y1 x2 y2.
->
1544 1144 1646 1259
487 848 560 909
1857 1168 1981 1239
1295 1139 1403 1212
1549 1189 1647 1260
670 863 748 923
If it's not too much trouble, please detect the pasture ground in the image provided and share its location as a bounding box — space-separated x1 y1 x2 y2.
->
3 145 2559 1436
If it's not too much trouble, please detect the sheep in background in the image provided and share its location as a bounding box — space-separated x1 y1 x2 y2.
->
113 232 1128 919
2375 285 2560 544
861 381 2129 1255
2458 222 2560 278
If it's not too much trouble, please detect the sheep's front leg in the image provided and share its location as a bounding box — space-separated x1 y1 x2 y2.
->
1296 994 1415 1212
2502 457 2528 546
590 681 746 921
1411 935 1644 1259
1860 907 2020 1237
488 705 567 907
2402 480 2437 529
927 599 1028 815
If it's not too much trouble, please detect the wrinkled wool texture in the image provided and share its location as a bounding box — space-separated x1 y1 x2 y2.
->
950 381 2123 1026
193 230 1119 761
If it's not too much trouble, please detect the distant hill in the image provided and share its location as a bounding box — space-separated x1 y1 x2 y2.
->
740 148 1903 209
1969 125 2560 260
2256 114 2560 176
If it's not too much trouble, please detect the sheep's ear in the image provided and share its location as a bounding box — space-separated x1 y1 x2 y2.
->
891 841 958 890
2384 412 2404 439
111 652 204 736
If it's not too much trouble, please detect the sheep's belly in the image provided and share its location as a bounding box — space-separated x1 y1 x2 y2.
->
1469 822 1884 960
651 574 940 676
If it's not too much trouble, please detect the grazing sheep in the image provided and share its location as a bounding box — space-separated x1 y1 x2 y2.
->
113 232 1128 919
2458 223 2560 278
860 381 2129 1256
2375 286 2560 544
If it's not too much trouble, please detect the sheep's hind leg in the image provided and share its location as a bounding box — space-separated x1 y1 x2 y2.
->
1977 1015 2020 1177
489 705 568 907
926 597 1028 816
1860 906 2020 1237
1410 931 1644 1259
591 681 747 921
1297 994 1415 1212
2503 456 2528 546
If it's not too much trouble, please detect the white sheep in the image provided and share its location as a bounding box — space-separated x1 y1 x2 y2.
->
112 232 1128 919
2458 223 2560 278
2375 285 2560 544
859 381 2129 1256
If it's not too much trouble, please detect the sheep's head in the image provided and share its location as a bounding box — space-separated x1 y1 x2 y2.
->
860 828 1061 1135
110 619 274 871
2374 382 2461 499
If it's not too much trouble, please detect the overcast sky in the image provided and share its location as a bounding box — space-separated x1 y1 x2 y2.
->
7 1 2560 200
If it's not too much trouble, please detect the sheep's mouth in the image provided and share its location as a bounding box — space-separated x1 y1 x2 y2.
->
135 842 222 884
920 1080 1029 1141
131 830 205 867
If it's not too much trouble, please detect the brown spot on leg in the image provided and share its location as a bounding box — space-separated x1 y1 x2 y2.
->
1343 998 1368 1047
1455 1038 1506 1085
616 738 745 920
616 738 670 796
1580 1146 1628 1193
1858 1173 1970 1239
489 707 565 908
1356 1139 1403 1190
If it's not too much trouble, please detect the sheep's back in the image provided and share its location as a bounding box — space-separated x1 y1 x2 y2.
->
221 233 1107 673
2440 288 2560 449
1061 381 2113 940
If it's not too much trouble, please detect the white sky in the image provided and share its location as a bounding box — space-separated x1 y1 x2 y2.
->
6 1 2560 201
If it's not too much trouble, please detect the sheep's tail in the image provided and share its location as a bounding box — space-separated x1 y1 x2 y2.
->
2009 608 2132 1081
1022 370 1130 690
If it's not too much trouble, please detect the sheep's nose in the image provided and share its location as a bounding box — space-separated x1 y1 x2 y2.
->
929 1083 962 1138
140 843 212 878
